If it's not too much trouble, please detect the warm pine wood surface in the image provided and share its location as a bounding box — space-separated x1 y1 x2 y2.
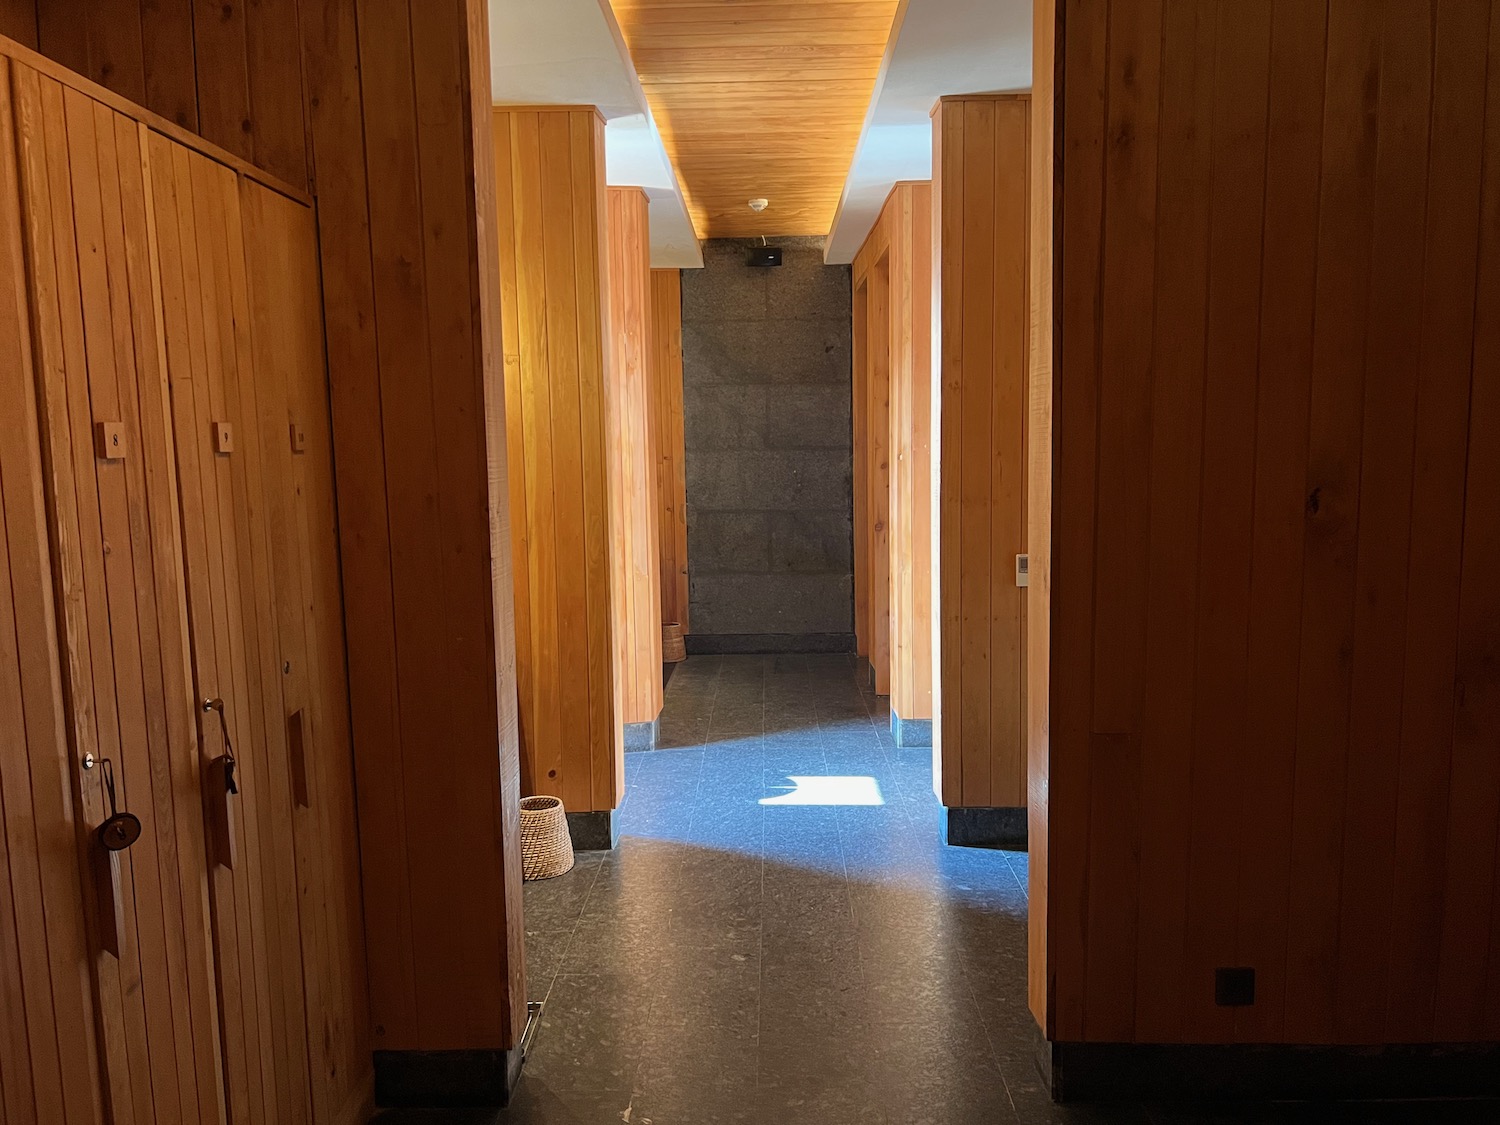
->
609 0 902 236
300 0 528 1055
2 39 374 1121
1037 0 1500 1046
2 0 308 189
0 52 108 1125
494 106 624 811
649 268 690 635
1025 0 1054 1040
3 0 527 1108
852 181 932 728
931 94 1029 812
15 69 227 1125
607 188 665 730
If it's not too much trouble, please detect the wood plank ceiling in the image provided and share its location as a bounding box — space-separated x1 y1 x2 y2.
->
609 0 902 238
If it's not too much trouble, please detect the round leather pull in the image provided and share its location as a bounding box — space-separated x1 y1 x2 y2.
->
98 811 143 852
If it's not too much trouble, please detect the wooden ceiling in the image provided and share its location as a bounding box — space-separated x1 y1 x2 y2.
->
610 0 903 239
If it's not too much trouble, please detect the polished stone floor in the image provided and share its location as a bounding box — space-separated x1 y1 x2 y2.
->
378 654 1500 1125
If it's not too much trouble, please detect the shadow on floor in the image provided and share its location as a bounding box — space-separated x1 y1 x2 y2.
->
374 655 1500 1125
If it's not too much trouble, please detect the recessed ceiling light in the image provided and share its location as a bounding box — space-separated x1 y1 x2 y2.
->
748 198 769 212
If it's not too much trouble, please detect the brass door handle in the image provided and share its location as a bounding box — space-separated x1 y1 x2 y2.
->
203 697 238 794
203 697 238 869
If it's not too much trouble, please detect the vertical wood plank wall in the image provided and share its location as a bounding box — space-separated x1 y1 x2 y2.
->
4 0 531 1067
305 0 526 1054
851 181 933 731
931 94 1030 810
0 0 307 188
1038 0 1500 1046
493 105 622 812
0 52 107 1125
852 277 869 666
1026 0 1055 1034
606 187 664 730
649 267 689 635
852 248 892 695
1 36 378 1121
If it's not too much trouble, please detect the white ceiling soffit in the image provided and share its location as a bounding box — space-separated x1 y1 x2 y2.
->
488 0 703 269
824 0 1033 265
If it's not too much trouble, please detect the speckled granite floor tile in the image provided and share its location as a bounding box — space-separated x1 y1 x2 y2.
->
373 654 1497 1125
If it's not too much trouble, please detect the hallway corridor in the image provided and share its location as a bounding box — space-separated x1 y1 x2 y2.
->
513 653 1052 1124
374 655 1500 1125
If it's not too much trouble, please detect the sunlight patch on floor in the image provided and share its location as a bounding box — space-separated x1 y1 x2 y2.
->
761 775 885 806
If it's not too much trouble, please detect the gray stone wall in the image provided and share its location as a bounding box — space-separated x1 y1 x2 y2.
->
682 237 854 645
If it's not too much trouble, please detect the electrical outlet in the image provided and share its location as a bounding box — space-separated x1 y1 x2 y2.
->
1215 967 1256 1007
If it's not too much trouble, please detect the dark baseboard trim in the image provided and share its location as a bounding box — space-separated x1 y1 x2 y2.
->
1043 1040 1500 1103
890 709 933 748
943 806 1027 851
865 659 876 692
624 718 659 752
685 632 856 655
565 809 619 850
373 1046 524 1108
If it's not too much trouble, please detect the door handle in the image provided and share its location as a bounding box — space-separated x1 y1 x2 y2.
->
203 697 238 868
203 697 238 794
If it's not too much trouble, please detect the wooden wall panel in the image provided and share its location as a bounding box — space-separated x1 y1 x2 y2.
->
852 278 869 663
494 105 623 811
930 94 1029 811
851 181 933 728
606 187 664 729
16 68 233 1125
852 243 892 696
4 0 529 1081
239 178 371 1124
1038 0 1500 1046
317 0 525 1054
649 267 689 634
1026 0 1054 1037
16 0 306 185
0 53 105 1125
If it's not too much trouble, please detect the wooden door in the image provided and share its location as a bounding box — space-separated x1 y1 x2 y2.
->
146 134 314 1125
238 178 372 1125
9 63 226 1125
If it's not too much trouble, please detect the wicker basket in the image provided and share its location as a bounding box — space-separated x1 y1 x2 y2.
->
662 622 687 663
519 796 574 880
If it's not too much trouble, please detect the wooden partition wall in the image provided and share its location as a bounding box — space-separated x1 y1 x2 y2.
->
1034 0 1500 1048
3 0 530 1103
854 253 891 694
0 38 368 1124
851 181 933 734
931 94 1030 811
493 105 623 809
650 267 689 634
606 187 664 729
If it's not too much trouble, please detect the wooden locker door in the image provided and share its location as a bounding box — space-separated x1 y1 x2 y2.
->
144 134 314 1125
238 179 373 1125
9 65 226 1125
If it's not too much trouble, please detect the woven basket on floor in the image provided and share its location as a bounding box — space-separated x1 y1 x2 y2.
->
519 795 574 880
662 622 687 663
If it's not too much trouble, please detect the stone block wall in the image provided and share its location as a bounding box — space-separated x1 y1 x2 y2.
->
681 237 854 649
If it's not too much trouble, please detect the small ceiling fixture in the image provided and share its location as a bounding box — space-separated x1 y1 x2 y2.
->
748 197 769 212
